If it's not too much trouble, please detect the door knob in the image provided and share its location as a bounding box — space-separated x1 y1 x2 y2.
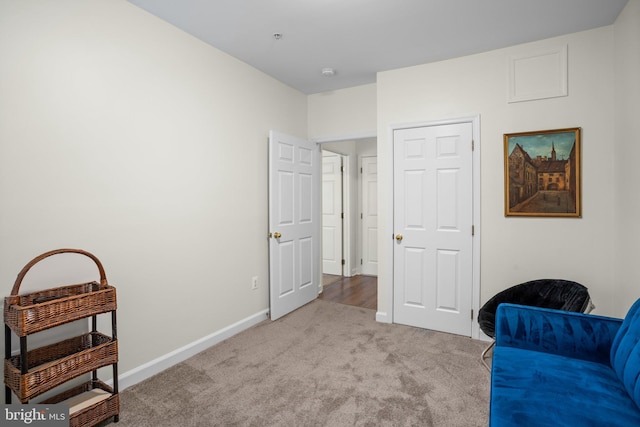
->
273 232 282 239
395 234 403 242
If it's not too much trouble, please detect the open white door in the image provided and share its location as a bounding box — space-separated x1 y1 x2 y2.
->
361 156 378 276
322 153 343 275
268 131 321 320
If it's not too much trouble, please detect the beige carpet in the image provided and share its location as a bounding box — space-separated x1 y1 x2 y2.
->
111 300 490 426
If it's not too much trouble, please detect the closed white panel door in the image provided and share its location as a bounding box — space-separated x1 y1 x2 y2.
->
269 131 320 320
322 153 343 275
361 156 378 276
393 123 473 336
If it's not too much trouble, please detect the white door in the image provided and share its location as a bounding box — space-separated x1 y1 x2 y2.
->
268 131 320 320
393 123 473 336
361 156 378 276
322 153 343 275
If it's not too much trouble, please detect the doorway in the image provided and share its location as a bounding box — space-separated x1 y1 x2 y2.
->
319 138 378 309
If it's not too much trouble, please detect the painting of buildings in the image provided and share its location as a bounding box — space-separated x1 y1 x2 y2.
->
505 128 581 217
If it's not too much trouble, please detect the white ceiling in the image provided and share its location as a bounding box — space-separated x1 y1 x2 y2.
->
127 0 629 94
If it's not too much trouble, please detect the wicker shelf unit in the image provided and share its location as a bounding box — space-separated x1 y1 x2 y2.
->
4 249 120 426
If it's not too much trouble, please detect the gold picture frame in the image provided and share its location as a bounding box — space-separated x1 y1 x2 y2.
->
504 127 581 217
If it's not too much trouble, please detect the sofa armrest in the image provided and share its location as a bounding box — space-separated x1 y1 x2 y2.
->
495 303 622 364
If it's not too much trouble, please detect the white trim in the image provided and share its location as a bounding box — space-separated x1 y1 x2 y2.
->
386 115 482 339
478 330 492 342
357 155 365 277
375 311 390 323
471 116 482 340
385 125 395 324
111 309 269 391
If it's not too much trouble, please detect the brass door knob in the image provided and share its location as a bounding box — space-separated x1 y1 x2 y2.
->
395 234 403 242
273 232 282 239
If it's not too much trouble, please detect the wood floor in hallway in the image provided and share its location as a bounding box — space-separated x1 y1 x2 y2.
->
319 274 377 310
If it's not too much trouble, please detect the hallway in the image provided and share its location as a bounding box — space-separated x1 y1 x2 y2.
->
319 275 377 310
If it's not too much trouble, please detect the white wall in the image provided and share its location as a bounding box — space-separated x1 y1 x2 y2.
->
377 27 619 318
614 0 640 317
308 84 377 140
0 0 307 397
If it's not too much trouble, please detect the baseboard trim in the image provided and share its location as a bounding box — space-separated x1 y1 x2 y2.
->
112 309 269 391
375 311 390 323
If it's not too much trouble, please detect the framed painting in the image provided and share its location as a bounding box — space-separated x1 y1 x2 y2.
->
504 127 581 217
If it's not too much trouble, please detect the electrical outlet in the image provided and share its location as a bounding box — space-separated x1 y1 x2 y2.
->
251 276 258 290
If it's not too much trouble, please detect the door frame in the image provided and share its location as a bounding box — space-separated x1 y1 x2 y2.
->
384 116 481 339
313 132 377 288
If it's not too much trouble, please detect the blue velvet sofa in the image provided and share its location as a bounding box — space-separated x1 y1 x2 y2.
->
489 299 640 426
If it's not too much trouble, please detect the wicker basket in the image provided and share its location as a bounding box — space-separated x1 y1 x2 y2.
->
4 332 118 402
4 248 117 336
42 380 119 427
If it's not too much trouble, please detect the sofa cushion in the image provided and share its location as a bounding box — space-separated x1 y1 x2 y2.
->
611 299 640 409
491 346 640 427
